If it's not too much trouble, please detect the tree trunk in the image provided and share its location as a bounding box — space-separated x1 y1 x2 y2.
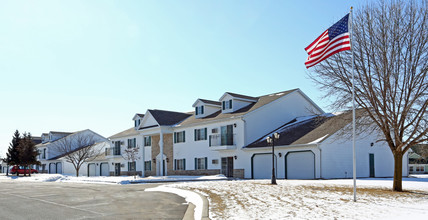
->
24 166 27 177
6 165 9 176
29 166 31 177
393 152 404 191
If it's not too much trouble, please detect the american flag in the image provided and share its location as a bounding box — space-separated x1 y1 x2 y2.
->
305 14 351 69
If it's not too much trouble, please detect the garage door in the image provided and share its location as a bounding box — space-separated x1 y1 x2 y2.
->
286 151 315 179
100 163 109 176
56 162 62 174
252 154 277 179
49 163 56 174
88 163 96 176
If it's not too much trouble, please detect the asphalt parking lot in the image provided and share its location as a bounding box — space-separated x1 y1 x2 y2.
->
0 181 188 220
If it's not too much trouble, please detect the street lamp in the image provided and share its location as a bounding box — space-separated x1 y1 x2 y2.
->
267 132 280 185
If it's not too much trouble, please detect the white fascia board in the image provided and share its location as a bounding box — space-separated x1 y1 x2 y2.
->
132 114 142 121
241 143 318 151
219 92 256 103
173 116 243 129
295 89 325 114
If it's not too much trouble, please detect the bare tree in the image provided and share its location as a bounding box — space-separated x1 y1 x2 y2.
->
122 147 141 179
51 133 103 177
308 0 428 191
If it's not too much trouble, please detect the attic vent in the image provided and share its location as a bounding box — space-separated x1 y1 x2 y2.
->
212 128 218 133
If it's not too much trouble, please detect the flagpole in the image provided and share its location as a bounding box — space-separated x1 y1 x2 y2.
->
350 6 357 202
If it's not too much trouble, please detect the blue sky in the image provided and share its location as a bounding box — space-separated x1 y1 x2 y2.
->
0 0 370 156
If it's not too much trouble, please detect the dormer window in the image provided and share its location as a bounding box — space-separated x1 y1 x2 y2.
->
195 106 204 115
222 100 232 110
134 119 141 128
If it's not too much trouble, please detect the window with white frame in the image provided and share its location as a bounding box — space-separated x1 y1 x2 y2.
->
127 138 136 148
174 131 185 143
195 157 207 170
222 100 232 110
134 119 141 128
194 128 207 141
144 161 151 171
175 159 186 170
144 136 151 146
195 106 204 115
128 161 136 171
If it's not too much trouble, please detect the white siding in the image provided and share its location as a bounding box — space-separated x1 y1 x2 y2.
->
320 130 408 179
244 91 323 145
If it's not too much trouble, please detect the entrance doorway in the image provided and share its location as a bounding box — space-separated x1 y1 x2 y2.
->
114 163 121 176
221 157 234 177
369 154 375 177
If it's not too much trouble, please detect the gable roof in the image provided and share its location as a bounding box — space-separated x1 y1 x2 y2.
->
178 89 298 126
245 110 365 148
193 98 222 107
109 127 139 139
49 142 105 160
220 92 259 102
148 109 192 126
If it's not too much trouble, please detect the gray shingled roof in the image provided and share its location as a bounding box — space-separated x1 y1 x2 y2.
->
109 127 139 139
245 110 364 148
136 113 145 118
178 89 298 126
225 92 259 101
148 109 192 126
199 99 221 106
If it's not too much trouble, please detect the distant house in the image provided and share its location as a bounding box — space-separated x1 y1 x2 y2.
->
109 88 407 179
408 149 428 174
35 129 109 176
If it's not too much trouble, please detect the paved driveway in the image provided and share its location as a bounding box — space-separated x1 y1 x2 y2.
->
0 181 188 220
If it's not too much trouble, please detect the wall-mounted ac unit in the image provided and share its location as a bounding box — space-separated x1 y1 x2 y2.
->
120 141 124 145
212 128 218 133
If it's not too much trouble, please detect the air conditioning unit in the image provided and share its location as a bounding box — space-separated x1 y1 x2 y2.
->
212 128 218 133
120 141 124 145
121 164 125 168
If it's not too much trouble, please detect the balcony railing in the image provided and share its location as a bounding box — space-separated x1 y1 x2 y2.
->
209 134 236 147
105 147 121 156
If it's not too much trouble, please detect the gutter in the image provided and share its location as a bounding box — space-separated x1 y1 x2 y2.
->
317 143 322 179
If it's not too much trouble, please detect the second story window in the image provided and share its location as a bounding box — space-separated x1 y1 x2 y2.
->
194 128 207 141
222 100 232 110
114 141 121 155
144 136 151 146
174 131 186 143
134 119 141 128
42 149 46 159
195 106 204 115
127 138 136 148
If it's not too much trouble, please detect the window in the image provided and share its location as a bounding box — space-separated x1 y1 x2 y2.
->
144 161 151 171
144 136 151 146
222 100 232 110
195 106 204 115
194 128 207 141
410 166 414 172
221 125 234 145
127 138 136 148
114 141 121 155
134 119 141 127
195 157 207 170
128 161 136 172
174 131 186 143
175 159 186 170
43 149 46 159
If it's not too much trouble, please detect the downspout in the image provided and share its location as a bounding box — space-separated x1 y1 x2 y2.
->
160 127 164 176
317 143 322 179
141 134 145 177
240 117 247 147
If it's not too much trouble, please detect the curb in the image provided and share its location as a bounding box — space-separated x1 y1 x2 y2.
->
182 191 210 220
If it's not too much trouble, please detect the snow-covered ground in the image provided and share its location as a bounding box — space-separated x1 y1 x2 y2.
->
0 173 227 184
157 176 428 220
1 173 427 219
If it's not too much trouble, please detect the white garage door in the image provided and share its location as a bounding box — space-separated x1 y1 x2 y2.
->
286 151 315 179
88 164 96 176
56 162 62 174
100 163 109 176
253 154 277 179
49 163 56 174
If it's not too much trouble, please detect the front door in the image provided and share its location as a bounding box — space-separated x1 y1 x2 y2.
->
114 163 121 176
369 154 375 177
221 157 234 177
